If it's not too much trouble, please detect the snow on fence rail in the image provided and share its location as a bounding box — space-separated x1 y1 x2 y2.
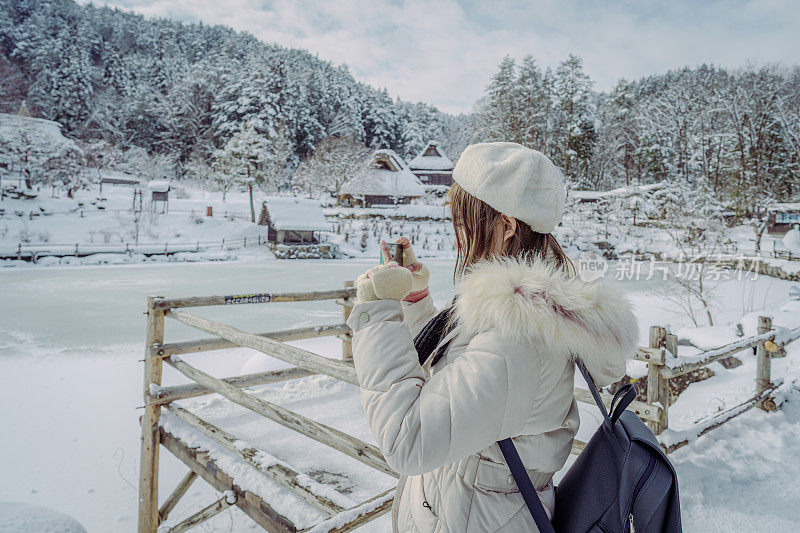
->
137 283 795 532
2 235 267 262
0 207 253 220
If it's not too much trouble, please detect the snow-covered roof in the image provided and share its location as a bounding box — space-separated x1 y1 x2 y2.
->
0 113 80 155
572 182 661 201
408 141 454 171
147 180 170 192
768 202 800 212
264 196 330 232
341 149 425 198
100 170 140 183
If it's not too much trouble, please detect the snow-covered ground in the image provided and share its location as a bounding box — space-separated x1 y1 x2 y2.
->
1 258 799 531
0 181 264 255
5 177 800 279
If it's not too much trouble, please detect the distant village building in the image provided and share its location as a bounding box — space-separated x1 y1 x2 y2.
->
767 203 800 235
339 149 425 207
259 196 331 244
408 141 454 187
571 182 662 203
98 170 140 193
147 180 170 213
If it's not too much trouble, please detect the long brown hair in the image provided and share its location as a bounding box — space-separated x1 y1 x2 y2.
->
447 182 574 278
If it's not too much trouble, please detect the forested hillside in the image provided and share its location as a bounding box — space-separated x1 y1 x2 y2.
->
475 55 800 212
1 0 798 211
0 0 466 172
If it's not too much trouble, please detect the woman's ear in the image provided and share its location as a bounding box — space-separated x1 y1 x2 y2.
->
500 214 517 244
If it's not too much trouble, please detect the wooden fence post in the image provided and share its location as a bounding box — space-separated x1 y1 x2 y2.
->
647 326 669 434
756 315 776 411
341 280 354 360
138 296 165 532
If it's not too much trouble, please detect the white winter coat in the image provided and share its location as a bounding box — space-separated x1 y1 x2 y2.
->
346 257 639 532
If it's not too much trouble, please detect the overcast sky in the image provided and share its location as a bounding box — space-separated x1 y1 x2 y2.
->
88 0 800 114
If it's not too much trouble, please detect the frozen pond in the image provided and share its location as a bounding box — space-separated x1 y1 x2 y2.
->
0 259 796 531
1 258 790 353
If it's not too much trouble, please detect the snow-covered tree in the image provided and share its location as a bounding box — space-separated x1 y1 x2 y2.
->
0 120 86 195
476 55 520 143
212 121 269 220
650 181 727 326
554 55 595 182
27 23 94 132
293 135 370 201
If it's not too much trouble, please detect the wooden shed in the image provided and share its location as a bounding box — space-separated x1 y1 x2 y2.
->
147 180 170 214
339 149 424 207
767 203 800 235
407 141 454 186
259 196 331 244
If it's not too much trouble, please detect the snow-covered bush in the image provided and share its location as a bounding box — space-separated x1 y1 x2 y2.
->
171 185 190 199
16 223 31 243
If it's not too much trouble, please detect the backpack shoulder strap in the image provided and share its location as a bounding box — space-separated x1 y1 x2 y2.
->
574 357 610 423
497 438 556 533
576 357 637 425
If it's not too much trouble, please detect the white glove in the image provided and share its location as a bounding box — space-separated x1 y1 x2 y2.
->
356 262 413 303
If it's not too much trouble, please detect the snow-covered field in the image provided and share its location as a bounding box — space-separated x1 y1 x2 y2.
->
1 259 799 531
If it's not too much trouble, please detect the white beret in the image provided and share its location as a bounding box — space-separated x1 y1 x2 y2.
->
451 142 566 233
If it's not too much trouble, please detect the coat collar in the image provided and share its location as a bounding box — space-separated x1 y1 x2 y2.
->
453 256 639 387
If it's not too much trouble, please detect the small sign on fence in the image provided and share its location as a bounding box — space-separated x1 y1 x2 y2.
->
224 292 273 305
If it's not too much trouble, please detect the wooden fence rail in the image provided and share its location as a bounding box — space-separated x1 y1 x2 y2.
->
138 282 793 533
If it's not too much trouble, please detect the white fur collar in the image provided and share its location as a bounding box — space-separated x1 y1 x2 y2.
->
454 256 639 386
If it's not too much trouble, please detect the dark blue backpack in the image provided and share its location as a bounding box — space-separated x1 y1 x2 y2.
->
499 359 682 532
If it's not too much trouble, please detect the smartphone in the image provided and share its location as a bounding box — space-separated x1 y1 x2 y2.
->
379 242 404 267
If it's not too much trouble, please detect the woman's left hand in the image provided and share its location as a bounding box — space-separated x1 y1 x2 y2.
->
356 241 413 302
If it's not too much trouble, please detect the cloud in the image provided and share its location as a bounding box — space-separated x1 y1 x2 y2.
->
83 0 800 114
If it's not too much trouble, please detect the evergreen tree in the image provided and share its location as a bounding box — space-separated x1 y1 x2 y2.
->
554 54 595 181
28 23 94 132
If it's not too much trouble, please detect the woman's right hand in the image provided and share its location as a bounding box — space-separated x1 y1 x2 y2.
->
394 237 429 303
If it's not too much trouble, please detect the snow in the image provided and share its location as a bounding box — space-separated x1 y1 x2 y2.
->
341 150 425 198
0 113 76 151
782 227 800 252
306 492 394 533
676 324 741 350
768 203 800 212
663 383 800 530
570 182 661 202
264 196 330 232
98 169 140 183
325 204 450 220
0 502 87 533
407 142 454 171
146 180 170 192
340 167 424 197
0 180 275 265
1 259 800 531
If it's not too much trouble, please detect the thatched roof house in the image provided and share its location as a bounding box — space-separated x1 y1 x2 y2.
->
339 149 424 207
408 141 453 186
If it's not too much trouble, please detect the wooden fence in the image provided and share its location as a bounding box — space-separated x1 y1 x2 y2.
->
3 235 267 262
138 283 796 532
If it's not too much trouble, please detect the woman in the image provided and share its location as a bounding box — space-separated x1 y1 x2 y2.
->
346 142 639 532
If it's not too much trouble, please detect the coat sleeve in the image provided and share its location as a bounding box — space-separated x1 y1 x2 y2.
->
346 299 541 476
401 293 437 338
